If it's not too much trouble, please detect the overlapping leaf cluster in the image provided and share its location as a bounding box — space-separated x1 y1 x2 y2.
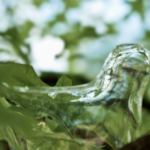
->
0 63 105 150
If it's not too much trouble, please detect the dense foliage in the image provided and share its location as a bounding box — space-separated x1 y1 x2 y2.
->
0 63 106 150
0 0 150 149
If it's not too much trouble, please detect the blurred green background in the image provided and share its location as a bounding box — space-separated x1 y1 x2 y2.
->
0 0 150 98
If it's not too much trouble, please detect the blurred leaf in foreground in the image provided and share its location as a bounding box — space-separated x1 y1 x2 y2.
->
0 62 104 149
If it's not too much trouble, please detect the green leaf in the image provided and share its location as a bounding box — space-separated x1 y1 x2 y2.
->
0 127 23 150
0 62 49 109
55 77 73 114
0 62 48 87
0 62 105 149
56 75 72 86
54 93 73 103
46 117 58 131
54 76 73 103
0 97 11 109
67 105 77 113
0 109 37 137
